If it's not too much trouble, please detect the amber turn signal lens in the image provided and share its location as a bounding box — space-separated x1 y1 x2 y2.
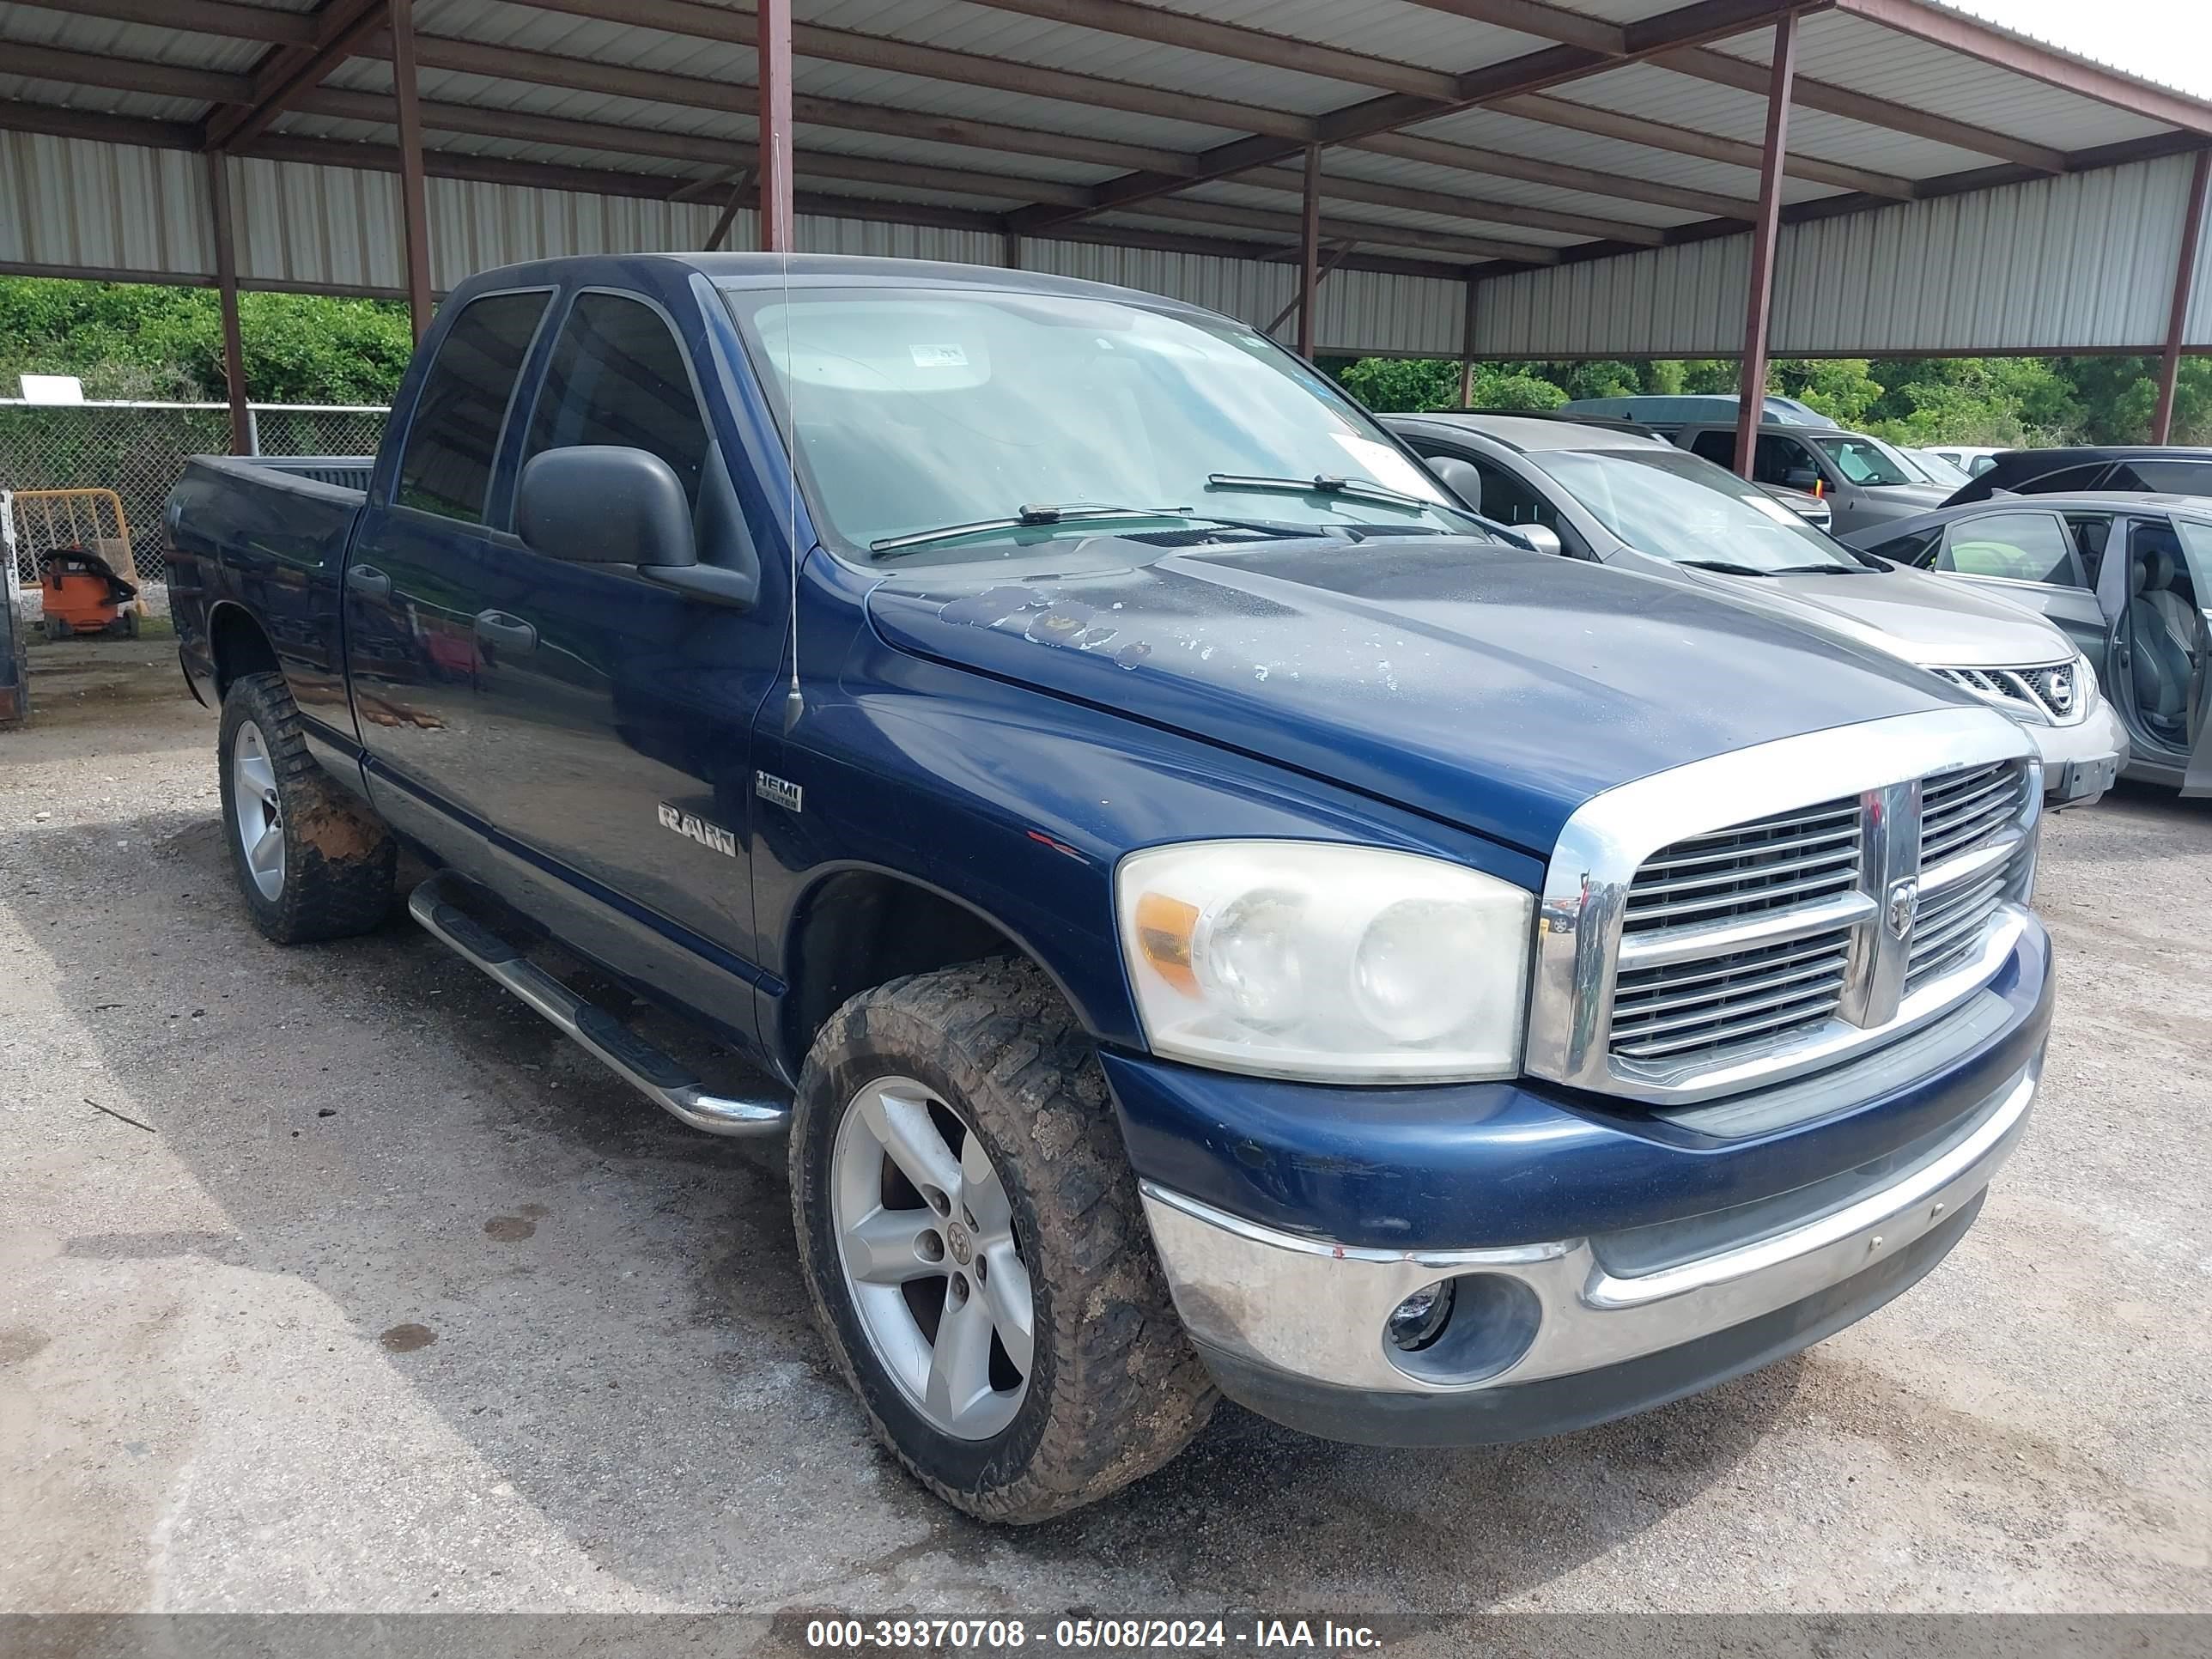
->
1133 891 1200 996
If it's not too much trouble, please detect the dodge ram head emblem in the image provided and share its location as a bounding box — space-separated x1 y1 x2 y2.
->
1885 877 1919 939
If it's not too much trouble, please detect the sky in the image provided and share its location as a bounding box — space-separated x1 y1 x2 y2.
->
1943 0 2212 99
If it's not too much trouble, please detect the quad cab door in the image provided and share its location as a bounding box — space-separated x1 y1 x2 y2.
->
461 282 787 994
343 285 556 846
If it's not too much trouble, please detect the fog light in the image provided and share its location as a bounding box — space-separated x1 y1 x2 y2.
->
1385 1280 1455 1352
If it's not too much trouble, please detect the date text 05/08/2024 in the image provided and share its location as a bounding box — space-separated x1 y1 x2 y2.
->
802 1618 1383 1651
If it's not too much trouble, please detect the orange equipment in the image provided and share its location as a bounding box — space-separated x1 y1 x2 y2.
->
39 544 140 640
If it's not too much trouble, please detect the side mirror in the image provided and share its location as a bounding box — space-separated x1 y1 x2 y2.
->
1783 467 1822 491
1425 455 1483 514
1510 523 1565 558
517 446 696 569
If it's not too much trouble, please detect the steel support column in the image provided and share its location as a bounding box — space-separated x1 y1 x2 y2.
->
1734 15 1797 480
2154 148 2211 444
703 170 751 251
1460 276 1479 407
1297 143 1322 359
204 149 252 456
389 0 434 340
757 0 794 251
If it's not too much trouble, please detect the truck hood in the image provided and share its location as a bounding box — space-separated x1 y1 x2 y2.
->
1653 560 2073 670
864 536 1964 856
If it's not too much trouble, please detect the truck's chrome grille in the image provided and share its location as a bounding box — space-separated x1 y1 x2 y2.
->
1610 798 1863 1064
1604 759 2035 1076
1905 869 2010 992
1610 930 1854 1060
1530 711 2043 1106
1621 797 1861 935
1921 761 2029 866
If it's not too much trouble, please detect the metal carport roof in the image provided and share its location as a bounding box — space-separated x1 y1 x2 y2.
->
3 0 2211 432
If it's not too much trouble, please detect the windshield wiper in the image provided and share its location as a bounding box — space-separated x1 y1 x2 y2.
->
1206 472 1435 510
871 503 1306 558
1765 562 1874 575
1674 558 1784 577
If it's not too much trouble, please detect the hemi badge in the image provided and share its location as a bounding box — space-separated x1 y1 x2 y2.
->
754 771 804 813
658 802 737 856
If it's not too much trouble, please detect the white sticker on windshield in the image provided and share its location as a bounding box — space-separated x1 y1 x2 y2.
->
1330 433 1445 502
908 343 969 368
1744 492 1805 526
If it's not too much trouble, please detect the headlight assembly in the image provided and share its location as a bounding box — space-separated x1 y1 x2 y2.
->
1115 842 1534 1083
2070 650 2101 719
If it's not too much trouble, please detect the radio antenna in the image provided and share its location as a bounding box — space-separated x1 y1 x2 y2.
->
778 240 804 732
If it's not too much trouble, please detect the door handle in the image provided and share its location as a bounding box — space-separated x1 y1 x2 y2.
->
473 610 538 654
346 563 392 599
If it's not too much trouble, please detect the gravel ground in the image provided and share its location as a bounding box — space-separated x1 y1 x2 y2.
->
2 635 2208 1615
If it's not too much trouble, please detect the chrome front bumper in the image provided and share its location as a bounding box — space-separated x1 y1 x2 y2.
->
1140 1058 2036 1404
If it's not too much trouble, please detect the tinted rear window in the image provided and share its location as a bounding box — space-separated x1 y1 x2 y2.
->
394 290 550 522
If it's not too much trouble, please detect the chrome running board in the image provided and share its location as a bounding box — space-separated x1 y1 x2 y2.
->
408 871 789 1138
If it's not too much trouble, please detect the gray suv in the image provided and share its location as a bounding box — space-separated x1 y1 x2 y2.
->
1388 412 2127 809
1845 494 2210 795
1656 422 1952 536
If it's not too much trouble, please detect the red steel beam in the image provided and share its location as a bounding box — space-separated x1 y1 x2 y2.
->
1833 0 2212 140
204 0 387 151
756 0 793 252
204 151 252 455
1297 145 1322 358
1652 45 2064 172
388 0 434 339
950 0 1457 100
1391 0 1629 54
1234 161 1667 246
2154 149 2212 443
1351 131 1759 219
1734 15 1797 478
1007 0 1816 234
1494 93 1913 198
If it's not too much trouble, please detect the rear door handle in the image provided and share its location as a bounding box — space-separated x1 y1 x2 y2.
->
473 610 538 654
346 563 391 599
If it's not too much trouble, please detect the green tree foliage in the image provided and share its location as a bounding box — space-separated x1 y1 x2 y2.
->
1330 347 2203 446
0 276 413 404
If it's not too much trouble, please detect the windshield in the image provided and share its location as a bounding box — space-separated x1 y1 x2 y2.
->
721 284 1478 562
1526 446 1866 573
1808 432 1919 488
1908 448 1972 487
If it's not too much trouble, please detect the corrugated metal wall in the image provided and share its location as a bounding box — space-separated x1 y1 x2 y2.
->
16 129 2207 362
1471 154 2212 357
0 131 1470 355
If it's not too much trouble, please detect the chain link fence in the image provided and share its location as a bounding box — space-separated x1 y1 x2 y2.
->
0 401 390 596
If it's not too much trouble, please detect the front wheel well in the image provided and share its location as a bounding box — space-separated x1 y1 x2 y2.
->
782 872 1048 1070
209 604 280 699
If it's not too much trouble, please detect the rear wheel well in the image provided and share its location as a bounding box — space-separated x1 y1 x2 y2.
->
210 605 280 698
783 872 1038 1069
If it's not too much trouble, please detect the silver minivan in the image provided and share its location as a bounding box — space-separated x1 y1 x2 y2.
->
1656 422 1953 537
1388 412 2129 808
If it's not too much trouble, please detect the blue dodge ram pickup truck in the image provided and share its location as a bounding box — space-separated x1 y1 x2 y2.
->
168 254 2051 1522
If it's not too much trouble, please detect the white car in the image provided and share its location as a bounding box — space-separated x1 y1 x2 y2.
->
1925 445 2008 478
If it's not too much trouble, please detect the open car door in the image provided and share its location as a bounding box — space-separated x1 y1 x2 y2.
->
2179 519 2212 797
